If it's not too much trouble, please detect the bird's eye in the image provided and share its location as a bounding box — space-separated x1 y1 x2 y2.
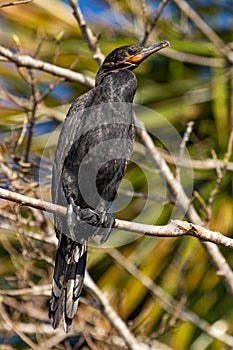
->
128 49 138 55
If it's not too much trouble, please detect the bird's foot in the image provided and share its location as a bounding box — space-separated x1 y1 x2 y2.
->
98 211 115 243
66 198 115 243
67 197 82 241
68 197 81 222
79 209 115 243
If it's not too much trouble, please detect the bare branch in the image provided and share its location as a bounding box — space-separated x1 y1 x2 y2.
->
158 148 233 171
0 187 65 216
15 116 28 154
0 291 171 349
139 0 170 46
136 120 201 223
85 272 152 350
0 45 95 88
172 0 233 63
1 187 233 249
206 128 233 224
176 120 194 182
0 302 41 350
24 69 39 163
225 127 233 162
135 142 233 172
0 284 51 297
108 248 233 347
68 0 105 66
162 47 225 67
0 0 32 8
0 85 65 121
117 219 233 248
136 120 233 294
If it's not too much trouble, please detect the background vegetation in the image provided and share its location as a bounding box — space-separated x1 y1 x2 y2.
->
0 0 232 349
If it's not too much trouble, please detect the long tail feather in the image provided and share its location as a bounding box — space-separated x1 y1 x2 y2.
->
49 234 87 332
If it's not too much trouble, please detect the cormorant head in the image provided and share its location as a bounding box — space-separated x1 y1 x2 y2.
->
96 40 169 86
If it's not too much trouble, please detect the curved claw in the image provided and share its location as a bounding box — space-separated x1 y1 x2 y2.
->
66 199 115 244
67 197 82 241
99 212 115 243
67 201 76 240
67 202 73 227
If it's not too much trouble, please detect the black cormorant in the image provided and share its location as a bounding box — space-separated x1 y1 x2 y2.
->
49 40 169 332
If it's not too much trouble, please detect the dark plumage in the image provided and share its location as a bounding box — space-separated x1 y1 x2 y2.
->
49 40 169 332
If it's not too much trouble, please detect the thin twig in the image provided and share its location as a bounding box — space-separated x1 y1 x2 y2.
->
224 127 233 164
172 0 233 63
0 284 50 297
193 190 208 219
206 128 233 224
15 115 28 154
139 0 170 46
68 0 104 66
0 0 32 8
162 47 225 67
136 120 233 294
0 302 41 350
0 86 65 121
176 120 194 182
141 0 147 34
107 248 233 347
53 32 63 65
158 148 233 171
85 272 151 350
24 69 39 163
118 188 170 204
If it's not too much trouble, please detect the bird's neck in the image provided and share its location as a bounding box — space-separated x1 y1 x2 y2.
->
95 70 137 103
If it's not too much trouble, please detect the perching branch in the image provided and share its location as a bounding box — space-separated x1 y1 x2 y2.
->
1 187 233 249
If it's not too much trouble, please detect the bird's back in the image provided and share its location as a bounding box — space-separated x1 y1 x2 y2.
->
54 70 137 238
